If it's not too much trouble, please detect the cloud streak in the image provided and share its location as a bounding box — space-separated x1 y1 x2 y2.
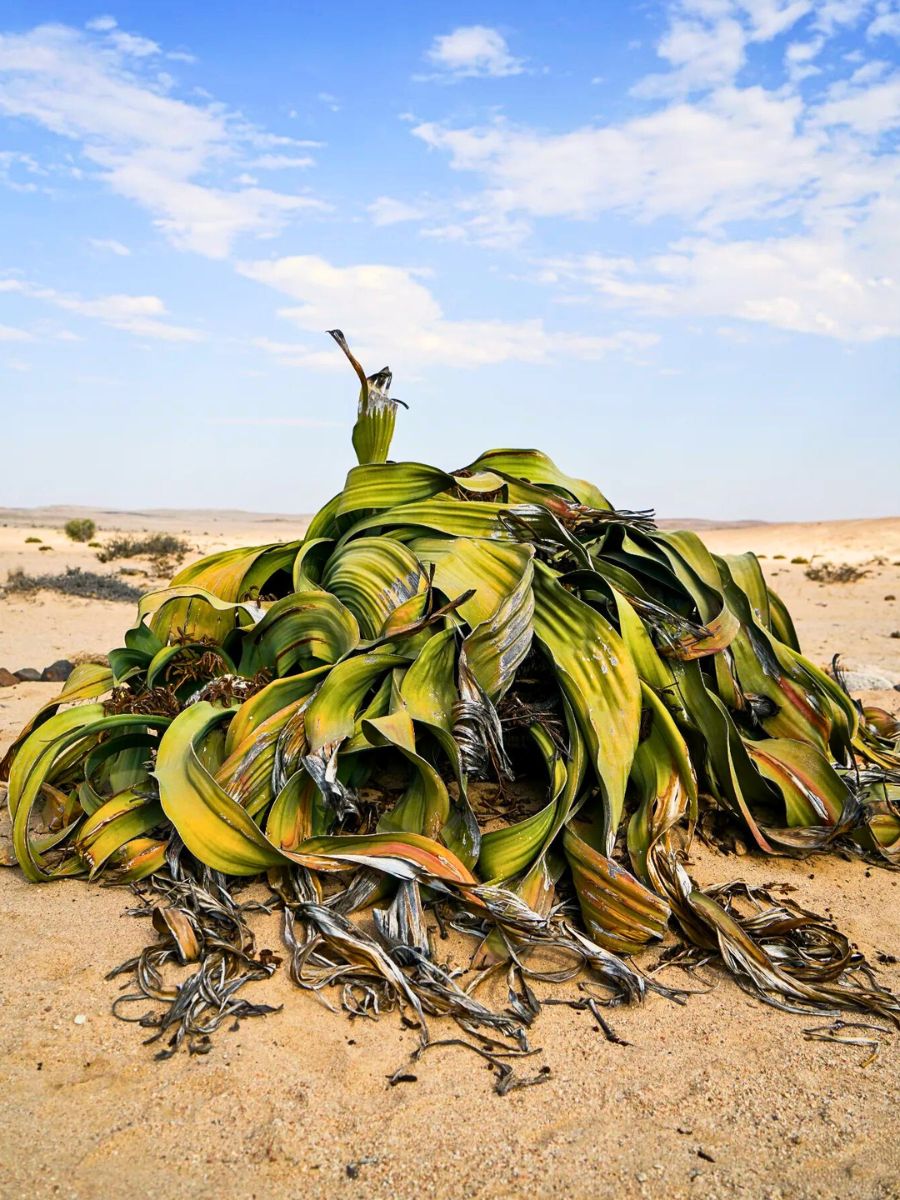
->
407 1 899 342
1 277 203 340
0 23 326 258
239 255 657 369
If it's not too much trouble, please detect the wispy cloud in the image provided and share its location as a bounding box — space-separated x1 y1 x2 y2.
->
1 277 202 340
405 1 900 342
239 254 657 369
0 322 35 341
540 231 900 342
367 196 428 226
248 153 316 170
421 25 526 81
89 236 131 256
0 23 327 257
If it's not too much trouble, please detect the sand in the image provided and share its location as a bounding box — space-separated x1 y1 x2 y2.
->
1 510 898 1200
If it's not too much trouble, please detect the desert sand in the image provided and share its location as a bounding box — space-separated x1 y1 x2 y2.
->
0 509 898 1200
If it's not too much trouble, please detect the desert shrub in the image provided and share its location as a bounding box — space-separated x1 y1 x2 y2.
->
2 566 142 602
24 536 42 544
790 556 809 564
64 518 96 543
96 532 190 570
805 562 868 584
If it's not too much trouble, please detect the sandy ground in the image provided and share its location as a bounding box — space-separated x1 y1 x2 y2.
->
0 510 899 1200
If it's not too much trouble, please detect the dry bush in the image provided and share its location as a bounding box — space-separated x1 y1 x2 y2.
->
96 532 190 574
805 561 868 584
2 566 142 602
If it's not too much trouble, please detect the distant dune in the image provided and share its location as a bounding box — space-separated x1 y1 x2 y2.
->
8 504 896 537
0 505 307 535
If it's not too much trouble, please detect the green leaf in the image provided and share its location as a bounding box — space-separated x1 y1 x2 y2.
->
532 561 640 853
321 538 428 639
466 448 612 509
239 590 360 676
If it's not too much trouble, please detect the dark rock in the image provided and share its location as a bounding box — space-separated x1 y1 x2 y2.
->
14 667 42 682
41 659 75 683
0 668 19 688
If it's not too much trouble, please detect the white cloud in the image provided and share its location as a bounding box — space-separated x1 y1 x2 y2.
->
542 216 900 341
423 26 525 80
740 0 813 39
248 153 315 170
868 2 900 38
813 1 871 34
89 236 131 255
0 323 34 341
815 73 900 133
367 196 427 226
413 88 823 229
0 23 325 257
0 149 44 192
636 11 747 95
404 1 899 344
2 277 203 340
108 30 160 58
239 254 657 369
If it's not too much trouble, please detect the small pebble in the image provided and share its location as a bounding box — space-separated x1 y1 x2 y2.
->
73 1014 86 1026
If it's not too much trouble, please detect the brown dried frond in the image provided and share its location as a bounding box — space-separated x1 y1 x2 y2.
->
104 685 182 718
167 648 231 689
170 629 220 647
198 669 273 706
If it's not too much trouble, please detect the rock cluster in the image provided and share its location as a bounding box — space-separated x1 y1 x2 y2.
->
0 660 75 687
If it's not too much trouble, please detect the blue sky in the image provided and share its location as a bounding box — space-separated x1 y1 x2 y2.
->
0 1 898 519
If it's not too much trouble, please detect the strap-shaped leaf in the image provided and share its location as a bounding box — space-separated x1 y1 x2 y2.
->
466 448 611 510
414 536 535 701
303 653 409 754
216 696 312 816
0 662 114 780
225 666 330 754
336 462 454 518
744 737 855 837
766 585 801 651
156 703 289 875
75 788 164 878
171 540 301 601
239 590 360 676
9 708 169 880
532 561 640 853
628 684 697 890
563 823 671 955
338 498 519 545
367 709 451 843
321 538 428 639
478 725 564 883
140 584 262 644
